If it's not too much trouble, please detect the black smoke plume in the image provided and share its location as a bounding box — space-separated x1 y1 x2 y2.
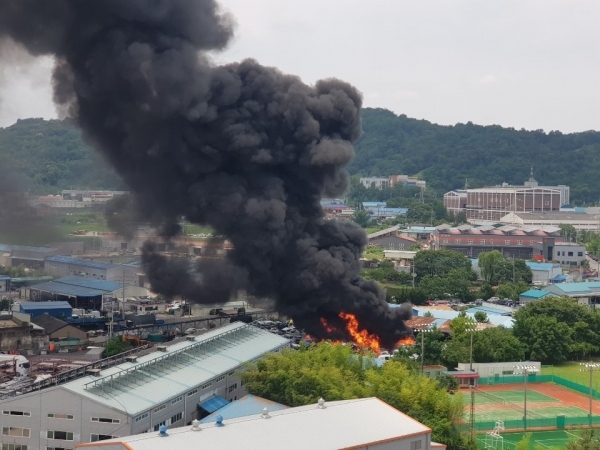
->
0 0 412 348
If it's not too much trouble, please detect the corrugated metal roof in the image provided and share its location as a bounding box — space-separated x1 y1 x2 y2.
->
526 262 556 271
61 323 290 415
367 225 401 239
28 281 108 297
46 255 119 270
549 282 600 293
19 301 72 311
198 395 229 414
200 394 289 424
55 275 121 292
0 275 10 280
0 244 56 253
97 398 432 450
520 289 552 299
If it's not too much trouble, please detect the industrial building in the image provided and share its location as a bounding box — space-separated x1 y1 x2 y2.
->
519 289 556 305
0 322 289 450
0 275 9 293
75 397 444 450
0 244 60 269
500 211 600 231
26 276 148 310
44 256 124 281
0 312 47 352
433 224 564 259
360 174 426 189
543 282 600 306
443 170 570 221
17 301 73 319
31 314 88 342
525 262 562 284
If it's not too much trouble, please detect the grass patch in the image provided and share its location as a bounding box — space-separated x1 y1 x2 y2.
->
547 362 600 388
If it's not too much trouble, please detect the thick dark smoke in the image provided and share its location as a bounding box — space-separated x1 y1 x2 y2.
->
0 0 412 348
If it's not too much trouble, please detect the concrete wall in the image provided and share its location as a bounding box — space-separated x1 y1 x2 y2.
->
457 361 541 378
49 325 88 341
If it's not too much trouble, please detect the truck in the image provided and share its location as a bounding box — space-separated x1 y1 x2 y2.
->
0 354 30 379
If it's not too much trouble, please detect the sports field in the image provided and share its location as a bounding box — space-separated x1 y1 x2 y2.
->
466 382 596 428
476 429 583 449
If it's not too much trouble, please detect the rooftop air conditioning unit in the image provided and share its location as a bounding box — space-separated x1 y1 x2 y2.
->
86 368 101 376
125 356 138 363
185 336 196 342
157 346 168 352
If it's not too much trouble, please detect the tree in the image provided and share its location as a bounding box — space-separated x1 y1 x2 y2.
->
496 281 529 300
514 315 572 363
353 210 371 228
103 336 130 357
566 429 600 450
413 327 445 365
240 344 466 447
0 299 9 311
478 251 504 284
413 250 472 280
560 224 578 243
474 311 489 323
471 327 525 363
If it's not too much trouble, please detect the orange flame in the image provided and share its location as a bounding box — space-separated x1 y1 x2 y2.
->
320 317 335 333
396 336 416 347
338 312 381 354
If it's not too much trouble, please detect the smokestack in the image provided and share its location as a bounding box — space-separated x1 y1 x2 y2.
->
0 0 412 348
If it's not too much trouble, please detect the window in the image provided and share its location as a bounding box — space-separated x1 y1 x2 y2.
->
228 371 235 376
2 428 30 438
47 447 70 450
3 411 31 417
411 440 422 450
187 389 198 396
170 413 183 424
48 414 73 420
467 239 473 244
240 379 245 387
442 239 448 244
215 375 225 383
153 405 166 413
455 238 460 244
2 445 27 450
90 435 116 442
91 417 119 424
517 240 522 245
201 382 212 389
505 240 510 245
46 431 73 441
578 252 584 257
171 396 183 405
228 383 238 393
480 239 485 244
545 201 549 205
134 413 149 423
153 422 166 432
568 252 573 257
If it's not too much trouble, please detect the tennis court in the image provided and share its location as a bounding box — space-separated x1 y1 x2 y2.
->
476 429 582 449
474 389 556 405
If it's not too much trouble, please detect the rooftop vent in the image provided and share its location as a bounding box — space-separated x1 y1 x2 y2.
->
125 356 138 363
215 415 225 427
158 425 168 437
317 398 326 409
191 419 201 431
185 336 196 342
157 345 168 352
86 368 101 376
261 407 271 419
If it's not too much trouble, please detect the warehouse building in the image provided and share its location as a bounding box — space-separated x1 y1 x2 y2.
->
0 244 60 269
26 276 147 310
16 301 73 319
75 397 444 450
44 256 123 281
0 322 289 450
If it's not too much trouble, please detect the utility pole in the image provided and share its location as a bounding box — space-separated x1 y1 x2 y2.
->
581 363 600 426
514 365 539 430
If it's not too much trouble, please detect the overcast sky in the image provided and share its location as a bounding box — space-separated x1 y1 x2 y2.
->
1 0 599 132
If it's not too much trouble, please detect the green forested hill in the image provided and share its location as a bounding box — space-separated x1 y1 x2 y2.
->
351 108 600 204
0 118 122 194
3 112 600 204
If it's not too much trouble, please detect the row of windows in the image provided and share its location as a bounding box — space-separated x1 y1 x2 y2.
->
201 382 212 389
48 414 73 420
91 417 119 424
2 411 30 417
152 412 183 432
2 428 30 438
442 238 534 245
171 395 183 405
228 383 238 393
187 389 198 396
557 251 583 257
2 445 27 450
154 404 166 413
215 375 225 383
135 413 149 423
46 431 73 441
91 434 117 442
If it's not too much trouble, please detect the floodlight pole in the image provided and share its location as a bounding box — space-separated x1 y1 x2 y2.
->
514 365 536 430
581 363 600 425
419 326 432 375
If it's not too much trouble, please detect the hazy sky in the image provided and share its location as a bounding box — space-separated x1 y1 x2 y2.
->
1 0 599 132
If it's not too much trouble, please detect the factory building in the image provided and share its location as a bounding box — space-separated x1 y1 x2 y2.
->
0 312 47 352
0 244 60 269
0 276 9 293
16 301 73 319
75 397 444 450
0 323 289 450
44 256 124 281
25 276 147 310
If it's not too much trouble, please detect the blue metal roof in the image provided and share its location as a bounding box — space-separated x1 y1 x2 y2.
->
46 255 118 270
29 281 108 297
526 262 555 271
467 306 510 316
198 395 229 414
55 276 120 292
19 301 72 311
0 244 57 253
0 276 10 281
402 226 436 232
520 289 552 299
551 274 568 282
200 395 288 424
547 282 600 293
362 202 387 207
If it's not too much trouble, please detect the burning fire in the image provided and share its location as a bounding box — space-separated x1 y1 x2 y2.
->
338 312 381 354
396 336 416 346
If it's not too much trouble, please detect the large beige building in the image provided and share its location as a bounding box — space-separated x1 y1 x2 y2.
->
443 170 570 222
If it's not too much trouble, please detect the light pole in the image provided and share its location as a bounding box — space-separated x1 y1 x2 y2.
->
465 322 478 373
418 325 433 375
581 363 600 425
514 365 539 430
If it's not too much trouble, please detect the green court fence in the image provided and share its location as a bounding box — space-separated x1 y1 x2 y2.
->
461 371 600 432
